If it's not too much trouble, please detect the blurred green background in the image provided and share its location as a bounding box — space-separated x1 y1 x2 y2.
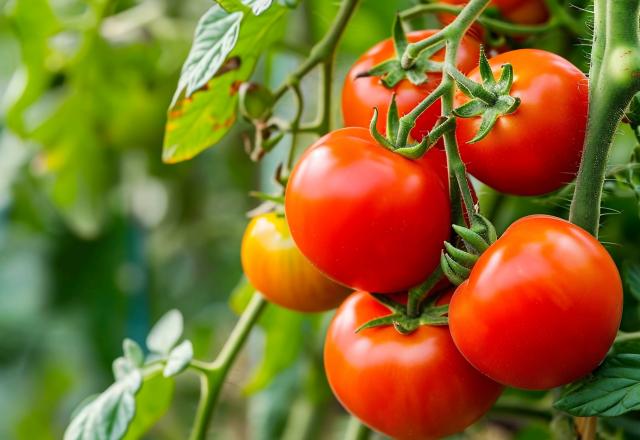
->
1 0 640 439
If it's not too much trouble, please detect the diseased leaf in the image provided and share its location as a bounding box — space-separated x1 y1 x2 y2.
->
146 309 183 355
554 353 640 417
163 3 289 163
163 340 194 377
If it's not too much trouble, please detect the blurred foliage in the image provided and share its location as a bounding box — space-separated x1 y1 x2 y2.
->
1 0 640 439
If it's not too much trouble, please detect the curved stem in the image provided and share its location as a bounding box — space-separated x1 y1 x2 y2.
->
188 293 267 440
614 331 640 344
569 0 640 236
273 0 361 100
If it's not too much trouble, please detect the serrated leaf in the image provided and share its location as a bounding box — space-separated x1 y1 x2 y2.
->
171 6 243 106
555 353 640 417
163 4 288 163
123 339 144 367
122 372 174 440
163 340 194 377
146 309 183 355
64 370 142 440
623 261 640 301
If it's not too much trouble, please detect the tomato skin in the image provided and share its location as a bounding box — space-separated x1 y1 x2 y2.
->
455 49 588 195
449 215 623 390
440 0 548 26
241 213 350 312
342 31 480 141
285 127 451 293
324 291 503 440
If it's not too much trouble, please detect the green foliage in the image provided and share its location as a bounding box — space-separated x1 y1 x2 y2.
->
163 3 291 163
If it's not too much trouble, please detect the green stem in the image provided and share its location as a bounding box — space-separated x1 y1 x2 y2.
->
569 0 640 236
614 331 640 344
188 293 267 440
273 0 361 100
344 418 371 440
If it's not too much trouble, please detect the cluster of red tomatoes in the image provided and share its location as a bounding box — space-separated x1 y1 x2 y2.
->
241 5 624 439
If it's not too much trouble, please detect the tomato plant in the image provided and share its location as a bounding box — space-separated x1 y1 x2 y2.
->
454 49 588 195
324 291 503 439
342 30 480 141
285 127 451 293
241 213 350 312
449 215 623 390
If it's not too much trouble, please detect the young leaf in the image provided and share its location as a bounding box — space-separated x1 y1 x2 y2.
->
243 0 274 15
64 370 142 440
146 309 183 355
554 353 640 416
113 357 139 382
163 340 194 377
123 339 144 367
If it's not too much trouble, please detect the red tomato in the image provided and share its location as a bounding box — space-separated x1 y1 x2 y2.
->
342 30 480 141
449 215 623 390
285 127 451 293
440 0 548 27
241 213 350 312
455 49 588 195
324 291 503 439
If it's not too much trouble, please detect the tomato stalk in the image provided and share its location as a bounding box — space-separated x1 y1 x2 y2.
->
188 294 267 440
344 418 371 440
569 0 640 237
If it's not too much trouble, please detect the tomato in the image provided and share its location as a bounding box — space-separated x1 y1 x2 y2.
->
455 49 588 195
324 291 503 439
285 127 451 293
342 30 480 141
449 215 623 390
241 213 350 312
440 0 548 27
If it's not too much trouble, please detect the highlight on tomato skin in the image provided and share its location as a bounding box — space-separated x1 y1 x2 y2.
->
324 291 503 440
241 212 351 313
448 215 623 390
454 49 588 196
341 30 481 142
284 127 451 294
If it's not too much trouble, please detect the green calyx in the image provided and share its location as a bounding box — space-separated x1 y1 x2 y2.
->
441 213 497 285
369 96 455 159
358 15 444 89
450 47 520 143
356 293 449 335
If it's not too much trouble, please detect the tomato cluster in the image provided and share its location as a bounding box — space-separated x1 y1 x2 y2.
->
241 19 623 439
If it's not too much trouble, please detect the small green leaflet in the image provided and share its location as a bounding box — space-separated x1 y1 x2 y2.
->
146 309 183 355
163 340 194 377
64 370 142 440
554 353 640 416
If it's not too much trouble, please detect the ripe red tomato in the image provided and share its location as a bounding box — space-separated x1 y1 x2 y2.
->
440 0 548 27
241 213 350 312
285 127 451 293
324 291 503 439
342 30 480 141
449 215 623 390
454 49 588 195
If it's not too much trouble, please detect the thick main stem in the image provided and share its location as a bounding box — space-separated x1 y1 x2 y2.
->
188 293 267 440
569 0 640 236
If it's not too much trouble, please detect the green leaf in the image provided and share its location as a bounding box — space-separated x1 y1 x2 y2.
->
146 309 183 355
554 353 640 417
163 4 289 163
623 261 640 301
171 6 243 105
123 339 144 367
244 0 274 15
163 340 194 377
392 15 407 58
122 372 175 440
64 370 142 440
112 357 139 382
